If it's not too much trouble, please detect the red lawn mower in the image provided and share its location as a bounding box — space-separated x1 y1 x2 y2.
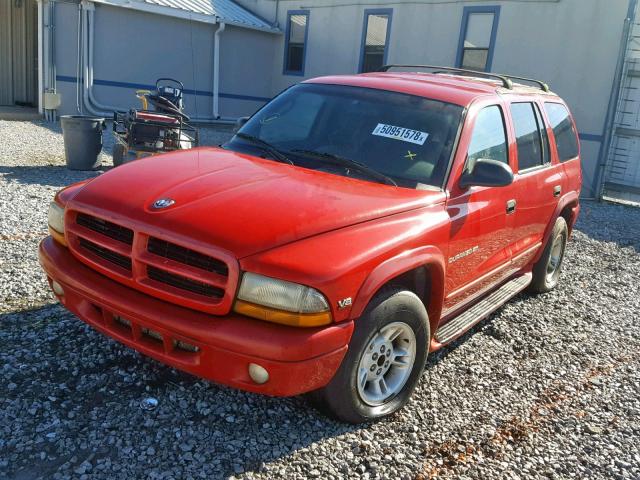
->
112 78 199 167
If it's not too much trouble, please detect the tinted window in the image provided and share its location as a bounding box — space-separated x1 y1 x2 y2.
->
511 103 544 170
533 103 551 165
284 12 308 74
466 105 508 171
228 83 464 188
544 103 579 161
360 12 391 73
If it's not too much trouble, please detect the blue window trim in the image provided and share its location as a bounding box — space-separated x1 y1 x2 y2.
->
283 10 310 76
358 8 393 73
455 6 501 72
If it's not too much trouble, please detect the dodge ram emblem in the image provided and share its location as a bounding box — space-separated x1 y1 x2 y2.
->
152 198 175 209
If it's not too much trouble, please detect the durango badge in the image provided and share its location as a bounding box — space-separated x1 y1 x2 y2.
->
152 198 175 209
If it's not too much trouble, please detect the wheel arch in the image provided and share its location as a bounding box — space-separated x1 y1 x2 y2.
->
532 191 580 264
349 246 446 337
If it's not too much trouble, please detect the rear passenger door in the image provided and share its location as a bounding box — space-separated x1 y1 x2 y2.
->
507 101 565 269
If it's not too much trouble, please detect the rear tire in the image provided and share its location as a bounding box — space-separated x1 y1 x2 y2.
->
307 287 429 424
528 216 568 293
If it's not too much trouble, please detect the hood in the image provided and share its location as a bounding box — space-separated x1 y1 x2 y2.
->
69 147 445 258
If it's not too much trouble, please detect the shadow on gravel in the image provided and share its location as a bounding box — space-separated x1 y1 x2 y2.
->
0 304 364 479
0 165 103 187
573 200 640 252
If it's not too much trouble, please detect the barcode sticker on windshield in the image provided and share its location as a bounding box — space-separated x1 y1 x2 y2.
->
371 124 429 145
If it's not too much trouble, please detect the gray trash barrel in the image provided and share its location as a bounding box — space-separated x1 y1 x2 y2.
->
60 115 105 170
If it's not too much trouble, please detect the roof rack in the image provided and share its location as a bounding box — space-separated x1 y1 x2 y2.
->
378 64 551 92
503 74 550 92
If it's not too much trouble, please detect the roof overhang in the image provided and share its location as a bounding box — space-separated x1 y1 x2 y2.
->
89 0 281 34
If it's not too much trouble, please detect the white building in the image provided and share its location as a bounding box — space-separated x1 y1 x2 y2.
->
0 0 638 201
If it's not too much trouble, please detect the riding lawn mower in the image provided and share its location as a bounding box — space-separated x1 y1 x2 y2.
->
112 78 199 167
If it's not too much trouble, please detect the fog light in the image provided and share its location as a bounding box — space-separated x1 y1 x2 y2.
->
51 280 64 296
248 363 269 384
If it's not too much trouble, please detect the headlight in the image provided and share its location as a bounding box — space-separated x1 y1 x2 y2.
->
48 201 67 246
234 272 331 327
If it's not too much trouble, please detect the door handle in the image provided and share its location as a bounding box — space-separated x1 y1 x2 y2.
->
553 185 562 197
506 199 517 214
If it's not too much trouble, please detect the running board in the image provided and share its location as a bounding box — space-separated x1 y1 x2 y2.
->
435 273 532 344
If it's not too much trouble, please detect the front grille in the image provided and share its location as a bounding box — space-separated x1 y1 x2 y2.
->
67 210 235 314
147 237 228 276
147 266 224 298
78 238 132 271
77 213 134 245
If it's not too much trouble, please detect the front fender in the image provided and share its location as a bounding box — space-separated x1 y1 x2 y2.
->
350 245 446 336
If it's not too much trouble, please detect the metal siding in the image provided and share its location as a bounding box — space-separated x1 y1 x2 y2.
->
0 0 38 106
0 1 14 105
94 0 277 31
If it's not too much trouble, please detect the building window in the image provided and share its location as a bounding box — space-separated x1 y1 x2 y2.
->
283 10 309 76
456 6 500 72
359 9 392 73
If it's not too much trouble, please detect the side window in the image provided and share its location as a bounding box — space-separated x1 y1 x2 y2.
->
533 103 551 165
283 11 309 75
544 102 579 161
466 105 508 171
359 10 392 73
510 102 545 171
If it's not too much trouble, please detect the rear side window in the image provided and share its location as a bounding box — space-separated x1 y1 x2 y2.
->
533 103 551 165
510 102 547 171
466 105 508 171
544 103 579 162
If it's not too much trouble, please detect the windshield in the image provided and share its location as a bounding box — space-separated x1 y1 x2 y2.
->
224 83 464 188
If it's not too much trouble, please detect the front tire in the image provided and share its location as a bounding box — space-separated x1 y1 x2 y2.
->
528 216 568 293
308 287 429 424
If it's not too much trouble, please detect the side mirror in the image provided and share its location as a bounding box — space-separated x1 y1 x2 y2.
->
459 158 514 189
234 116 250 133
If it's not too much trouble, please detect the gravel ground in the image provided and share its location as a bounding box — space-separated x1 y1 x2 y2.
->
1 120 639 479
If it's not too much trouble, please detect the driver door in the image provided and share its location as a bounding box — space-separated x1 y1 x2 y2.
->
443 102 518 316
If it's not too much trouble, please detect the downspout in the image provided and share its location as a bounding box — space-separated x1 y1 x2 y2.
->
80 1 112 116
37 0 44 116
86 1 116 112
50 0 57 120
212 21 226 120
79 2 237 122
75 1 82 113
596 0 637 200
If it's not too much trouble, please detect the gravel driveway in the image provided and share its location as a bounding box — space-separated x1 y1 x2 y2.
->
1 120 639 479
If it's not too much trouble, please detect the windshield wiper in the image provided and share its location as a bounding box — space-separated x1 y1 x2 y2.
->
234 132 293 165
291 149 397 186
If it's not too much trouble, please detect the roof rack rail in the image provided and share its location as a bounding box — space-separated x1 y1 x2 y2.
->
502 74 550 92
378 65 552 92
378 64 513 90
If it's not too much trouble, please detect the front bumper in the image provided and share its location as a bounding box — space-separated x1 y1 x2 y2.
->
39 237 353 396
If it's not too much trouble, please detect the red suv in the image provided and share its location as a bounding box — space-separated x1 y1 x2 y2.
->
40 66 581 423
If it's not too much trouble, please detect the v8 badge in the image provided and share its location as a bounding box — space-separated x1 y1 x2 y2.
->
337 297 352 309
